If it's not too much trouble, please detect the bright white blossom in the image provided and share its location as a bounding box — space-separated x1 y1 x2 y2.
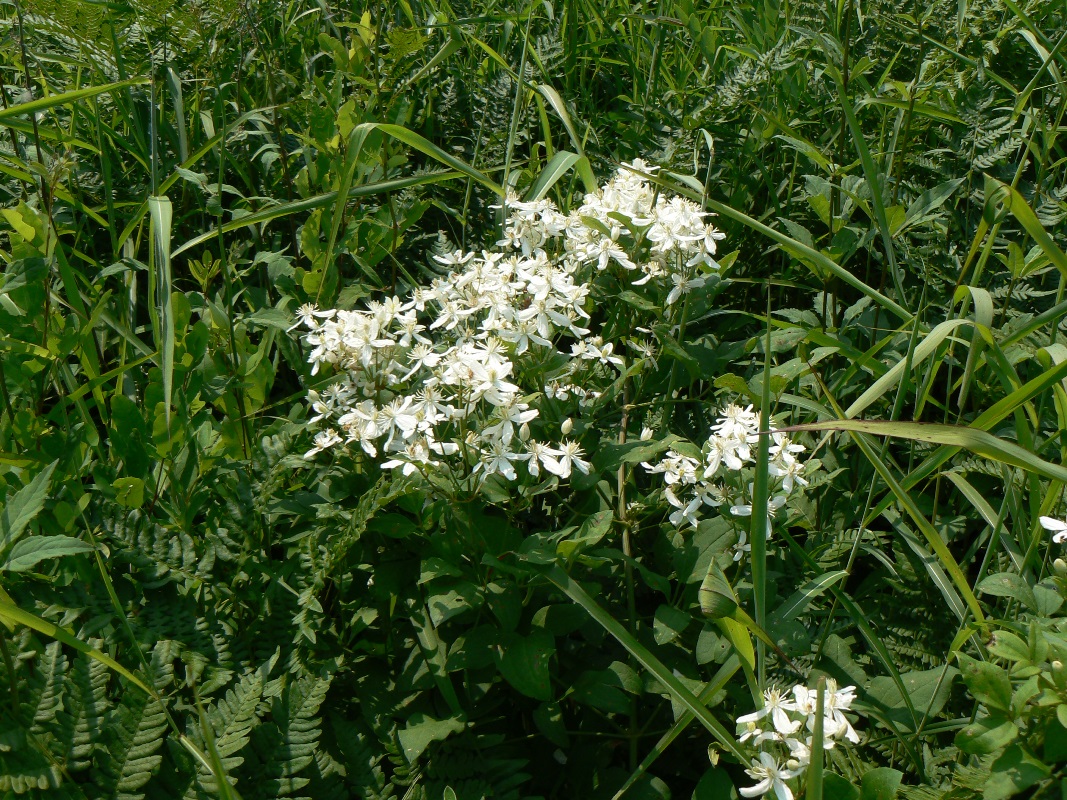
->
740 753 798 800
1040 516 1067 544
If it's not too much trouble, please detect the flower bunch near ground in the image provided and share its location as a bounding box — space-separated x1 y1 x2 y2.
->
642 404 814 555
736 680 860 800
292 160 726 492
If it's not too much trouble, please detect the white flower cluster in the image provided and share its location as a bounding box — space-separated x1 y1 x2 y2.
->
736 681 860 800
293 160 726 489
642 404 811 554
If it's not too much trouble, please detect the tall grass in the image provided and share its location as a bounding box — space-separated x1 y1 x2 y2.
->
0 0 1065 796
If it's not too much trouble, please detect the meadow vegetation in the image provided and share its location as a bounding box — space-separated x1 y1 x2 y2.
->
1 0 1067 797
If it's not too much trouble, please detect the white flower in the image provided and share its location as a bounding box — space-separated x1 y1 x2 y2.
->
730 493 786 519
542 440 591 479
473 441 523 482
736 687 799 736
740 752 798 800
290 302 335 331
714 404 760 441
666 489 702 529
665 272 706 306
1040 516 1067 544
304 428 342 459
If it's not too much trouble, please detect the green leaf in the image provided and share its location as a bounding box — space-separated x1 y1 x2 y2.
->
823 772 860 800
557 509 613 560
957 653 1013 713
867 666 959 730
986 175 1067 281
532 701 569 747
497 629 555 701
1043 715 1067 762
526 150 581 200
0 461 57 554
988 631 1030 663
770 571 848 624
397 713 465 764
654 323 699 379
2 535 94 572
901 179 965 231
692 767 739 800
592 436 678 472
113 477 145 509
859 769 902 800
984 744 1050 800
653 604 691 645
977 573 1037 612
955 717 1018 755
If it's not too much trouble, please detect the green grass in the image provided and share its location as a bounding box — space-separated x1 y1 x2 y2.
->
0 0 1065 797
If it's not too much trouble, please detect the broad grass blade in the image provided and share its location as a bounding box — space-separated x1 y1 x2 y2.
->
148 196 174 428
543 565 749 762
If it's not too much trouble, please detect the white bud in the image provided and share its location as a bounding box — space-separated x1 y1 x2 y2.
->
561 418 573 435
786 759 801 771
640 426 654 441
1056 558 1067 576
519 422 531 442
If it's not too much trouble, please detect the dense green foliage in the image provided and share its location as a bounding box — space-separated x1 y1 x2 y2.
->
2 0 1067 797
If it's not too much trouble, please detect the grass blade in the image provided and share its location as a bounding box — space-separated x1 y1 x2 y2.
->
837 78 907 309
172 172 462 258
807 677 825 800
785 419 1067 484
148 196 174 428
542 565 749 762
662 172 913 323
986 175 1067 279
0 78 148 122
367 123 503 196
527 150 581 200
751 294 773 684
610 656 742 800
0 598 152 694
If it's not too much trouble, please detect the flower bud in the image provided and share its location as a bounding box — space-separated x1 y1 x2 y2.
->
786 759 801 771
561 418 573 435
1053 660 1064 672
640 426 654 441
706 745 719 766
1055 558 1067 576
519 422 531 442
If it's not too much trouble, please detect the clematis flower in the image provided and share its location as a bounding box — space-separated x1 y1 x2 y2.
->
1040 516 1067 543
542 440 591 479
740 752 798 800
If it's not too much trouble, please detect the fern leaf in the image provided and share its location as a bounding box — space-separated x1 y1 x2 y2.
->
85 640 175 799
92 688 168 799
63 648 110 773
184 654 276 798
238 672 333 798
